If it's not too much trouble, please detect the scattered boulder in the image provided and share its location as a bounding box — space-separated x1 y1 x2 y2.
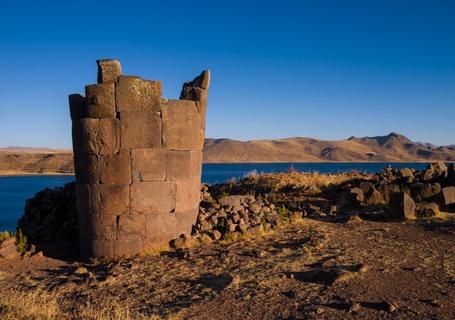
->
364 187 385 206
389 192 416 220
442 186 455 206
411 183 441 203
0 237 19 259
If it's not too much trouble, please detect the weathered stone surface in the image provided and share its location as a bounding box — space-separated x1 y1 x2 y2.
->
390 192 416 220
74 154 99 184
337 187 364 208
85 83 116 118
162 100 203 151
98 118 120 155
72 119 99 155
180 70 211 99
116 76 161 112
100 150 131 184
80 214 117 240
72 119 119 155
91 184 129 216
144 212 176 247
175 180 201 212
411 183 441 203
87 239 114 258
119 111 161 149
117 214 145 239
442 186 455 205
97 59 122 83
0 239 19 259
364 187 385 206
131 148 166 181
130 182 176 214
69 94 87 120
114 238 143 257
75 184 91 218
174 208 198 238
166 151 202 181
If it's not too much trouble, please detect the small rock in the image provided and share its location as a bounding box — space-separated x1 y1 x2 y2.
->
74 266 89 275
212 230 222 240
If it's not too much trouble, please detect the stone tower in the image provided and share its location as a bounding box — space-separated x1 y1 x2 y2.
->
69 60 210 258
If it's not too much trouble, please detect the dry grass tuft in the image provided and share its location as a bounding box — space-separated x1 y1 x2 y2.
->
0 286 156 320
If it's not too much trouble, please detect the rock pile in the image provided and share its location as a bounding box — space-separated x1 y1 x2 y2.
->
334 162 455 219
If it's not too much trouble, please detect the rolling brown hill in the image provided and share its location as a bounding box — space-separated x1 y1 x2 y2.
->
1 133 454 174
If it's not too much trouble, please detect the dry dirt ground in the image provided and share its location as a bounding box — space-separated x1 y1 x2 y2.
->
1 217 455 319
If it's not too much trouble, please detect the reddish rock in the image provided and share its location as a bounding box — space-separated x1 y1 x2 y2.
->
131 148 166 181
442 186 455 205
114 237 143 257
97 59 122 83
174 208 199 238
175 180 201 212
390 192 416 220
85 83 116 118
74 154 100 184
162 100 203 151
116 76 161 112
100 149 132 184
98 118 120 155
119 111 161 149
117 214 146 239
130 182 176 214
144 212 176 247
91 184 129 216
166 151 202 181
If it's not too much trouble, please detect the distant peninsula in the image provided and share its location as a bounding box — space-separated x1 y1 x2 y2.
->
1 133 454 175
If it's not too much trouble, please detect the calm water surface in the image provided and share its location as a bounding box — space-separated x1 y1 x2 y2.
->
0 162 430 232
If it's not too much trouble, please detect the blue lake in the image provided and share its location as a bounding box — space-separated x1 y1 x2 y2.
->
0 162 430 232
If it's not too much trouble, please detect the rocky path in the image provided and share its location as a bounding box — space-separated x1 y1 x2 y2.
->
1 217 455 319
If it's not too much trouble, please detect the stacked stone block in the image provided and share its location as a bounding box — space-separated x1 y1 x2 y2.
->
69 59 210 258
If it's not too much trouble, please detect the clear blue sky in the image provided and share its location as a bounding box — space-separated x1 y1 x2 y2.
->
0 0 454 148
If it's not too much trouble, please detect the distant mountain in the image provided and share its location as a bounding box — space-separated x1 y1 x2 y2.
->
203 133 455 163
0 133 454 175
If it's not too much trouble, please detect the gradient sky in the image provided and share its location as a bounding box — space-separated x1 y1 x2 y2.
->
0 0 454 148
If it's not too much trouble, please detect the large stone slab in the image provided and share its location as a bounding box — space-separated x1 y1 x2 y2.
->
175 179 201 212
85 83 116 118
119 111 161 149
98 118 120 155
117 214 146 239
130 181 176 215
144 212 176 247
174 208 198 238
75 184 91 218
131 148 166 181
166 151 202 181
100 149 132 184
91 184 129 216
85 239 114 258
113 237 143 257
74 154 100 184
72 119 99 155
390 192 416 220
79 214 117 240
69 94 87 120
116 76 162 112
442 186 455 205
162 100 203 151
97 59 122 83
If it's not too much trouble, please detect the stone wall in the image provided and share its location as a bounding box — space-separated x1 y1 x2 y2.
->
69 60 210 258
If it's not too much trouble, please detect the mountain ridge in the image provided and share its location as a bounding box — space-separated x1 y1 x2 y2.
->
1 133 454 175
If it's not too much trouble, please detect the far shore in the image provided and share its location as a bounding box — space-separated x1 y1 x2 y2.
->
0 171 74 177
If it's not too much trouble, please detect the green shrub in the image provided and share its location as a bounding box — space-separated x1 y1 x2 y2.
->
277 207 289 221
13 229 28 253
